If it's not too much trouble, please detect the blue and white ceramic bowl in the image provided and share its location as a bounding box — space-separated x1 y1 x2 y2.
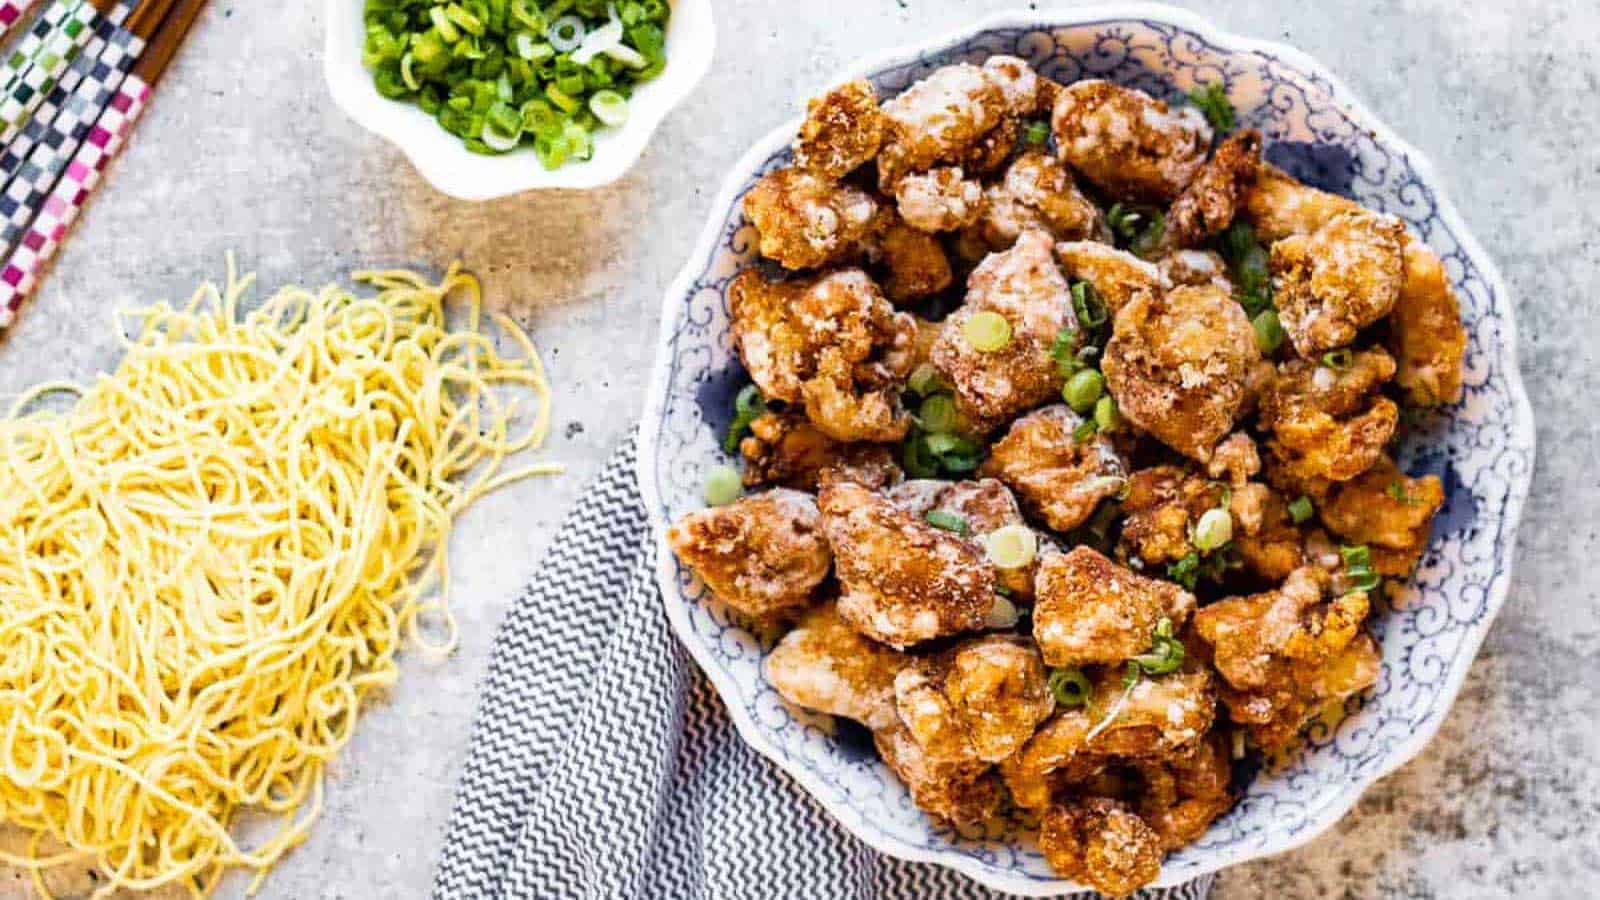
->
637 5 1535 894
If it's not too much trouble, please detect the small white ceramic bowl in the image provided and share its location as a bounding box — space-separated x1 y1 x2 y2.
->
323 0 714 200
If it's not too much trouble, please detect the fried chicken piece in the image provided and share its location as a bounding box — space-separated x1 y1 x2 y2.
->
979 405 1129 532
1033 546 1196 668
1051 79 1212 203
972 152 1107 251
894 634 1054 764
1230 483 1307 582
1389 235 1467 406
893 166 984 233
981 54 1048 116
1242 163 1363 243
931 230 1076 432
1102 284 1261 462
765 600 908 730
888 478 1047 599
1158 249 1234 294
877 62 1010 190
739 409 901 491
1133 731 1235 851
1270 209 1406 356
819 481 994 648
874 720 1005 827
667 489 831 620
792 79 885 178
1161 129 1262 250
1055 240 1165 315
743 167 882 270
1205 431 1261 484
1040 798 1163 898
1259 348 1398 483
871 212 953 302
728 268 916 442
1193 566 1378 750
1116 466 1227 567
1318 456 1444 576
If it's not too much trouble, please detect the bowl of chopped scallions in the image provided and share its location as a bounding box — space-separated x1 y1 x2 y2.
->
325 0 713 198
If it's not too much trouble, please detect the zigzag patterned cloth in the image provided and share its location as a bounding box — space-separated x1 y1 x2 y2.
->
432 435 1215 900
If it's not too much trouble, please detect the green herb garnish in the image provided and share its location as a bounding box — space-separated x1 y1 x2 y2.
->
924 509 969 535
1187 81 1236 133
723 384 766 453
1023 119 1051 146
1130 617 1186 676
1288 495 1314 524
1049 667 1093 708
1322 349 1354 370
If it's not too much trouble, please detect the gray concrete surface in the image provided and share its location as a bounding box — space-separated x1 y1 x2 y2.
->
0 0 1592 897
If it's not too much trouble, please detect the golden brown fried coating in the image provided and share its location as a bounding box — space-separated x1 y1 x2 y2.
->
931 230 1076 432
1051 79 1212 203
1242 163 1363 242
894 634 1054 764
1259 348 1398 484
973 152 1107 251
874 720 1005 827
1055 240 1166 315
1158 249 1235 294
1205 431 1262 484
1161 129 1262 250
1194 566 1378 750
877 62 1010 189
979 405 1129 532
793 79 885 178
888 478 1046 600
1318 456 1444 577
739 409 901 492
872 212 954 302
764 600 908 730
892 166 984 233
1389 235 1467 406
1270 209 1406 356
728 268 917 442
1102 284 1261 462
1033 546 1196 668
819 481 995 648
1041 798 1164 898
1230 483 1307 582
1133 732 1235 851
667 489 831 620
981 54 1048 116
743 167 882 270
1116 466 1226 568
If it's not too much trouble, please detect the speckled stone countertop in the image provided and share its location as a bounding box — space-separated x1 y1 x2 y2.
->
0 1 1591 897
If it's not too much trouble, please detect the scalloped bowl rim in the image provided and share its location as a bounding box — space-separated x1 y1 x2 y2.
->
322 0 714 200
637 4 1535 894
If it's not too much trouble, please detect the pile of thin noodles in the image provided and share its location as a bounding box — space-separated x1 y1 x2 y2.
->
0 261 557 897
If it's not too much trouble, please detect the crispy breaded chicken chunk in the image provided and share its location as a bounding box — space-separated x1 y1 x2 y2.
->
888 478 1047 600
1052 79 1212 203
1055 240 1165 315
667 488 831 620
931 230 1076 431
1389 235 1468 406
894 634 1054 764
979 405 1129 532
871 212 953 302
1161 129 1262 250
1158 249 1234 294
1270 209 1405 356
877 62 1011 190
1102 284 1261 462
765 600 907 730
1133 732 1235 851
874 720 1005 827
1259 348 1398 483
981 54 1049 116
1041 798 1163 898
793 79 884 178
739 408 900 491
1319 456 1445 576
893 166 983 232
1117 466 1227 567
728 268 916 442
743 167 882 270
1033 546 1196 667
1194 566 1378 750
1230 483 1308 582
972 152 1106 251
819 481 994 648
1242 163 1363 242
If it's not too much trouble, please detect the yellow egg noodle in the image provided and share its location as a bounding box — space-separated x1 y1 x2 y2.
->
0 260 558 897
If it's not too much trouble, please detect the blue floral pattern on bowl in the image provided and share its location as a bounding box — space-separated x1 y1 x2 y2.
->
637 6 1535 895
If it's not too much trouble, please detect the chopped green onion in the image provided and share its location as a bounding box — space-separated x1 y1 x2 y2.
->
1322 349 1354 370
722 384 766 453
964 311 1012 352
589 89 629 126
1288 495 1314 524
1093 395 1120 433
1023 120 1050 146
1252 309 1284 355
1048 667 1092 708
1340 545 1371 569
1105 203 1142 240
1194 507 1234 552
444 3 485 37
985 525 1038 570
918 394 958 434
704 465 742 506
1071 282 1108 330
546 14 586 52
1131 617 1186 675
511 30 538 60
1168 553 1200 590
545 82 581 113
985 593 1021 629
1050 327 1081 377
1187 81 1236 133
1340 544 1380 592
430 7 461 43
925 509 968 535
1063 368 1104 414
907 362 946 397
1072 418 1099 443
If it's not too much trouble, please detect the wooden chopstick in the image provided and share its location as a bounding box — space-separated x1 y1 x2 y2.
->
0 0 205 325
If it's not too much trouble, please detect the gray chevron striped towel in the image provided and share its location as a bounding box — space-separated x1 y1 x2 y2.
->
431 435 1214 900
